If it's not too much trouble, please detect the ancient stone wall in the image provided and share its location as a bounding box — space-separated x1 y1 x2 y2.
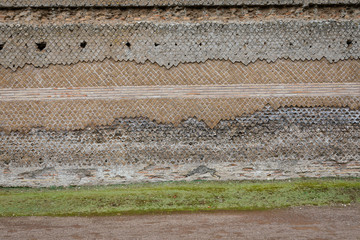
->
0 0 359 186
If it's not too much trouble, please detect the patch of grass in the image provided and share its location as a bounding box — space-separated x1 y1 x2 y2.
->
0 178 359 217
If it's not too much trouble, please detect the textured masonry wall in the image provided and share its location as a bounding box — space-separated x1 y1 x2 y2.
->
3 6 360 24
1 59 358 88
0 1 359 186
1 20 359 70
1 107 359 187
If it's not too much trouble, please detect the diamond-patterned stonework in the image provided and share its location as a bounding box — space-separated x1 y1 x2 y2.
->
1 106 359 186
1 57 358 132
0 1 359 186
0 59 359 88
2 106 359 167
1 96 359 132
0 20 359 70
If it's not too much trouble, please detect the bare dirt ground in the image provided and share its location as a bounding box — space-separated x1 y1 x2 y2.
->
1 205 360 240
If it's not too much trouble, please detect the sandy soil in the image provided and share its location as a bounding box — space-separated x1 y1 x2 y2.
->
1 205 359 240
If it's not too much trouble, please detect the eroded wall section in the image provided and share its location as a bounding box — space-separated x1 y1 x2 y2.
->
0 1 359 186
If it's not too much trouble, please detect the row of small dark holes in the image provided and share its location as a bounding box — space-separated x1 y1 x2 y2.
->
0 41 184 50
36 41 87 51
0 39 355 52
0 40 118 51
107 40 356 49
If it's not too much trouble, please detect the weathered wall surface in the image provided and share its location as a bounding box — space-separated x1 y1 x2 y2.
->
1 107 359 187
0 0 359 186
1 20 359 69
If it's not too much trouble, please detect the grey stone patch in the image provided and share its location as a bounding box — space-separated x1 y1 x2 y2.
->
186 165 220 178
18 167 56 178
114 175 126 179
140 164 156 171
66 169 96 179
0 20 359 70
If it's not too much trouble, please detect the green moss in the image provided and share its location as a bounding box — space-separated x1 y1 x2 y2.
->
0 178 359 217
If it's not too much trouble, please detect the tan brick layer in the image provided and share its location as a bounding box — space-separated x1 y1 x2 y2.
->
1 59 359 131
1 96 359 131
1 59 358 88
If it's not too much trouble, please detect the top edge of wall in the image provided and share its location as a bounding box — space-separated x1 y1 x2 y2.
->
0 0 359 8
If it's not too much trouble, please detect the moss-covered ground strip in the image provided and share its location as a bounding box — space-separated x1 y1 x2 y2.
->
0 178 359 217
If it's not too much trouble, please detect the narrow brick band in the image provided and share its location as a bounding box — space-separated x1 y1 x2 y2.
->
1 83 359 101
